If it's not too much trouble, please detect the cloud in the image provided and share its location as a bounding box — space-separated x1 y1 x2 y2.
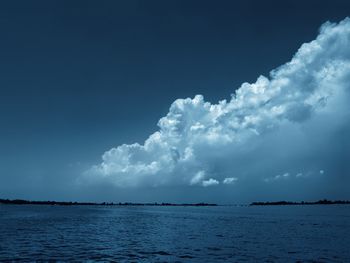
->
84 18 350 192
190 171 206 185
223 177 238 185
264 170 328 182
202 178 219 187
264 172 298 182
264 173 291 182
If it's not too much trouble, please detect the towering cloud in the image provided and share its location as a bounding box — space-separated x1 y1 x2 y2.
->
85 18 350 190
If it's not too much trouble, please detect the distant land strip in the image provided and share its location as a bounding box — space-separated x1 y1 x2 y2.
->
250 199 350 206
0 198 217 207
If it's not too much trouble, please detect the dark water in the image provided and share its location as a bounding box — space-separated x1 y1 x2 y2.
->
0 205 349 262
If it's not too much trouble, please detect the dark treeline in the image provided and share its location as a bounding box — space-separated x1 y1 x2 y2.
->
0 198 217 207
250 199 350 206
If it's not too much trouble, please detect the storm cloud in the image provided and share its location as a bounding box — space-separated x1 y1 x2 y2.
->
85 18 350 191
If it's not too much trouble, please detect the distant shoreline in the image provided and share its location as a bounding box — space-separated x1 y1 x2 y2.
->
1 198 349 207
0 198 217 207
250 199 350 206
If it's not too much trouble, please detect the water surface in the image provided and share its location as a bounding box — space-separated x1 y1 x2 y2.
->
0 204 349 262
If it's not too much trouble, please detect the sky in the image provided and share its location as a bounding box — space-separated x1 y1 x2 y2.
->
0 0 350 203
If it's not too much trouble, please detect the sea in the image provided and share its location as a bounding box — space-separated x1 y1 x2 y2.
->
0 204 349 262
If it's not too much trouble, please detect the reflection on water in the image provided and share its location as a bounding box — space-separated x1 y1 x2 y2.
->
0 205 349 262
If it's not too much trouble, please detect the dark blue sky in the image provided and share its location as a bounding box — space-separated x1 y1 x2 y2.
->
1 0 350 202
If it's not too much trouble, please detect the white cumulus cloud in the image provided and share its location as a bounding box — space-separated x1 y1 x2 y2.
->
223 177 238 185
202 178 219 187
84 18 350 190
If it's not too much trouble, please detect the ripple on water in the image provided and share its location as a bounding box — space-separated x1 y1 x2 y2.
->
0 205 349 262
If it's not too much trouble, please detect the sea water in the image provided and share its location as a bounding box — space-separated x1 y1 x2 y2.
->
0 204 349 262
